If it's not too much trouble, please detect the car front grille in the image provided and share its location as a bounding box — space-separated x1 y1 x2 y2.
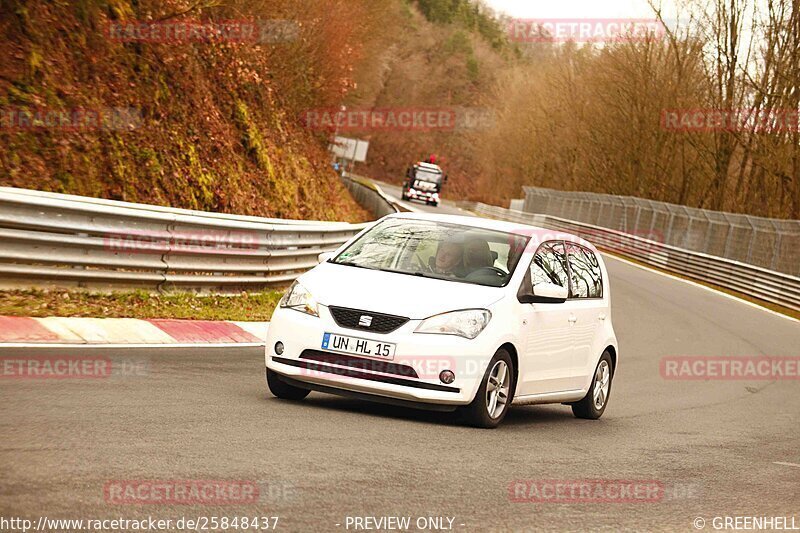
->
328 306 409 334
273 356 459 393
300 350 419 378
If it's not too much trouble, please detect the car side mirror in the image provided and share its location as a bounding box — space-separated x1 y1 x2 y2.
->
520 282 568 304
318 251 335 263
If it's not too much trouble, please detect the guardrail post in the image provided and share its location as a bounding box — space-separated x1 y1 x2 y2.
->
678 205 692 249
745 215 757 265
595 196 604 226
770 220 781 271
701 210 714 255
616 196 627 232
633 203 642 234
648 200 658 235
721 213 735 260
664 206 676 246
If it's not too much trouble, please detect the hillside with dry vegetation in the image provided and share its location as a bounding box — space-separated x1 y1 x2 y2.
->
470 0 800 219
2 0 798 220
350 0 800 219
0 0 380 221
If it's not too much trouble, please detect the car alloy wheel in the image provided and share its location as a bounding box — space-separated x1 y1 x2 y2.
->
593 360 611 410
572 351 613 420
462 348 515 428
486 360 510 419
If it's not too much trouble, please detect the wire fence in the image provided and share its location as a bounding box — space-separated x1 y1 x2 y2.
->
523 186 800 277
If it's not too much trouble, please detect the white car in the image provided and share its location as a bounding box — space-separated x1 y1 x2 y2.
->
265 213 618 428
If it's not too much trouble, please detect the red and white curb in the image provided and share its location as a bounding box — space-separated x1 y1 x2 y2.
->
0 316 268 348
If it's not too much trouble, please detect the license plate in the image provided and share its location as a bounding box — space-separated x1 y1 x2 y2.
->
321 332 396 360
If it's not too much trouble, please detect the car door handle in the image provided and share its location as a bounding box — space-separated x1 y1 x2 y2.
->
598 313 606 321
568 315 577 324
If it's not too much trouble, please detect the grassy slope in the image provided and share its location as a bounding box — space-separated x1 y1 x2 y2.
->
0 289 283 321
0 0 369 222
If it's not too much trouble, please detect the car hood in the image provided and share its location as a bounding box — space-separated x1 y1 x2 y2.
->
299 261 505 319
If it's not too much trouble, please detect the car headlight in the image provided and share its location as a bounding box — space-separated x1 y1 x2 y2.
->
415 309 491 339
279 281 319 317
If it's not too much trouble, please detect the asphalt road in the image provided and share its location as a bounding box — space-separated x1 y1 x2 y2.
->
369 178 471 216
2 254 799 532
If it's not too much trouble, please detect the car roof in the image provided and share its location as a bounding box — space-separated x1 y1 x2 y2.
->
384 212 598 252
416 162 442 172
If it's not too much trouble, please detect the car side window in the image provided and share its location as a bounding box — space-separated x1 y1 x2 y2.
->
530 241 569 288
567 244 603 298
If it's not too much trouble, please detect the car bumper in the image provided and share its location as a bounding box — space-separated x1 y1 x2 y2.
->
265 305 492 406
406 191 438 202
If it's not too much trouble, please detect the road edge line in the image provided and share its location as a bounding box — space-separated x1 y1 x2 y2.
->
0 342 266 349
603 253 800 324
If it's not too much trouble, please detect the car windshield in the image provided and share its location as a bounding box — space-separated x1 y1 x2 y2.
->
414 168 442 183
332 218 529 287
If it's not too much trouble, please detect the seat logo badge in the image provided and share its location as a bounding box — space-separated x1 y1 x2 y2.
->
358 315 373 327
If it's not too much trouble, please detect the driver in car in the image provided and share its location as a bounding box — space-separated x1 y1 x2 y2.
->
431 239 465 277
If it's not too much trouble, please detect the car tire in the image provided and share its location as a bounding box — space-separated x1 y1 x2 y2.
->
461 348 516 428
266 368 310 401
571 351 613 419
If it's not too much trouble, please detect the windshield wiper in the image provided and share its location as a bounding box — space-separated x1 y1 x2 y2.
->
336 263 439 280
334 261 377 271
376 267 435 279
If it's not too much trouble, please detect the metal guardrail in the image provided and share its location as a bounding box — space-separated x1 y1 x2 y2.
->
0 186 375 291
523 185 800 277
340 174 399 217
470 203 800 312
4 181 798 312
